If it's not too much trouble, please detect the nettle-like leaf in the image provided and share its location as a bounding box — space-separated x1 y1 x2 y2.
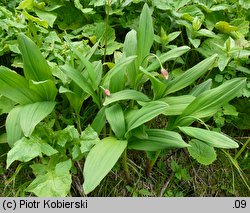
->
83 137 127 194
26 159 72 197
80 125 100 154
179 127 239 149
7 136 58 168
188 139 217 165
128 129 189 151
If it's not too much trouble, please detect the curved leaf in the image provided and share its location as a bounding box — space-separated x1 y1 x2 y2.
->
20 102 56 137
179 126 239 149
103 90 150 106
128 129 189 151
83 137 127 194
164 54 218 95
126 101 168 132
105 104 125 139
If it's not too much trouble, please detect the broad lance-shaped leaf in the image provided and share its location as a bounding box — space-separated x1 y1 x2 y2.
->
164 54 218 95
0 66 42 105
61 64 100 107
18 34 53 81
83 137 127 194
103 90 150 106
26 159 72 197
137 3 154 66
159 95 195 116
102 55 137 88
146 46 190 72
123 30 138 88
18 34 57 101
175 78 246 126
64 36 97 89
7 136 58 168
105 104 126 139
188 139 217 166
179 127 239 149
128 129 189 151
20 102 56 137
189 79 212 97
91 107 106 135
6 107 23 147
126 101 168 132
6 102 56 146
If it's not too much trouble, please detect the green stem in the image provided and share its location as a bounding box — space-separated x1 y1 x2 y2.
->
122 148 130 181
103 0 111 63
235 138 250 160
146 151 160 176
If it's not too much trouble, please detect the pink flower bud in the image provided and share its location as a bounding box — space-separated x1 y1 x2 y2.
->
161 68 169 80
104 89 111 96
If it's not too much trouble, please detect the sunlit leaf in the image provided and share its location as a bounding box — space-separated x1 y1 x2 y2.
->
188 139 217 165
26 159 72 197
7 136 58 168
179 126 239 148
83 137 127 194
128 129 189 151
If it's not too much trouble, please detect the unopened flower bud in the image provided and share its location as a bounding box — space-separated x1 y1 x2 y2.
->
104 89 111 96
161 68 169 80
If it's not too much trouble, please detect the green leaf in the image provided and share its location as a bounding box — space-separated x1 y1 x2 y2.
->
137 4 154 65
20 102 56 137
55 125 79 147
126 101 168 132
91 107 106 134
146 46 190 72
164 54 218 95
128 129 189 151
80 125 100 154
102 56 137 88
6 107 23 147
7 136 58 168
0 66 42 104
105 104 126 139
179 127 239 149
26 160 72 197
188 139 217 165
189 79 212 97
61 64 100 107
160 95 195 115
64 36 97 90
83 137 127 194
103 90 150 106
123 30 138 87
35 9 57 27
18 34 53 81
177 78 246 126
